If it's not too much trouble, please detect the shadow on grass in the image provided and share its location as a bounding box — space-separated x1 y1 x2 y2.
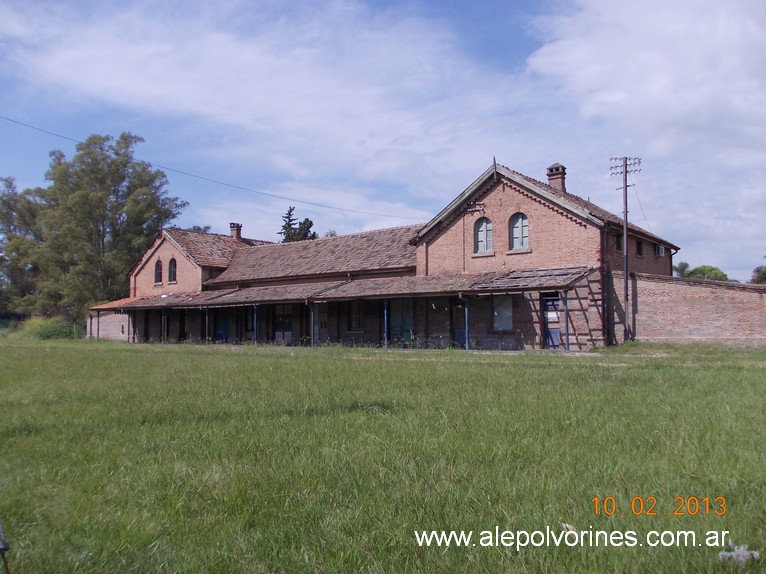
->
281 401 397 418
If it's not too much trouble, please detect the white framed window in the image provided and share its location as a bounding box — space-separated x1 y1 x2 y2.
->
168 258 177 282
492 295 514 331
654 244 665 257
509 213 529 250
474 217 493 253
348 300 364 331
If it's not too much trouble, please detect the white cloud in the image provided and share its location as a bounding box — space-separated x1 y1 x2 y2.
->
1 0 764 280
525 0 766 279
1 0 521 193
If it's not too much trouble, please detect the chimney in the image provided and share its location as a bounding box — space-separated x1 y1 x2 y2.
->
229 222 242 240
546 163 566 194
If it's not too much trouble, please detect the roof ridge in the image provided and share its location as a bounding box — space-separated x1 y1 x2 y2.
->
232 223 425 251
164 227 271 245
497 163 556 192
316 223 424 241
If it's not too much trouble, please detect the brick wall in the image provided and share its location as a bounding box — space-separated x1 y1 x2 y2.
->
609 272 766 345
132 237 203 297
420 181 602 276
603 231 673 276
86 311 130 340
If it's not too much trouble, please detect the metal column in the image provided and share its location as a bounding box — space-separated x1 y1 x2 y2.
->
562 290 570 352
383 300 389 349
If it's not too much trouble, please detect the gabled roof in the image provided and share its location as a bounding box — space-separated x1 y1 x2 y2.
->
472 267 595 293
206 224 422 286
413 163 678 249
94 266 598 311
127 227 271 278
163 228 270 268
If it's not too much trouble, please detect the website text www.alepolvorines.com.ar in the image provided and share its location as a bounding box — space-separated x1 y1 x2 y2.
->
414 525 731 551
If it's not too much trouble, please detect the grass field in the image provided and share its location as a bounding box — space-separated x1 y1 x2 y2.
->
0 339 764 573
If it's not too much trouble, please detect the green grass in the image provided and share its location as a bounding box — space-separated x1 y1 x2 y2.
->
1 341 764 573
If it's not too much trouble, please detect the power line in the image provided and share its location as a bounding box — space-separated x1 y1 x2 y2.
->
629 172 652 234
0 114 423 220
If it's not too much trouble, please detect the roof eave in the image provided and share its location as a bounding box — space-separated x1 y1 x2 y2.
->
204 265 417 289
414 164 603 244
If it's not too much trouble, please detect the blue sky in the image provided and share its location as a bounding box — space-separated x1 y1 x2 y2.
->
1 0 764 280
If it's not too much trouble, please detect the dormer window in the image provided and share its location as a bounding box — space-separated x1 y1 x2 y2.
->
474 217 493 253
154 260 163 284
168 258 177 283
509 213 529 250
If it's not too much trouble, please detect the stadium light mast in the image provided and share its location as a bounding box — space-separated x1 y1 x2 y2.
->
610 156 641 342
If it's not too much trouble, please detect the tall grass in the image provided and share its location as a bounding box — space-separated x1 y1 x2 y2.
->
1 341 764 573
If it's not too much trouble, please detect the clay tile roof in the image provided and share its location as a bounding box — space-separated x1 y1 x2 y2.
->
207 224 422 285
164 228 271 268
90 297 141 311
471 266 594 292
415 163 679 250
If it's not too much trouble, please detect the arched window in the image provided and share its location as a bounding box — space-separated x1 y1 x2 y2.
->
154 260 163 283
168 258 177 283
509 213 529 250
474 217 493 253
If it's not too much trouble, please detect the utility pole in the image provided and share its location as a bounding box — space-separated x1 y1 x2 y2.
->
610 156 641 342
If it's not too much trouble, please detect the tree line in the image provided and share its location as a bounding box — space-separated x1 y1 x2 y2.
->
673 261 766 284
0 132 325 326
1 132 763 327
0 133 186 324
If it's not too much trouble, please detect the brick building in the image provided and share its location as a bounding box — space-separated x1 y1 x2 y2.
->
91 160 729 349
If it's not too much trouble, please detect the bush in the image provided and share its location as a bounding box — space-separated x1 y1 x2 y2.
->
20 317 78 340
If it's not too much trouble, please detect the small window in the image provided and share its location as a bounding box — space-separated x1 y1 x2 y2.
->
154 260 163 283
168 258 177 282
492 295 514 331
636 240 644 257
615 233 623 252
474 217 493 253
655 244 665 257
348 301 364 331
509 213 529 250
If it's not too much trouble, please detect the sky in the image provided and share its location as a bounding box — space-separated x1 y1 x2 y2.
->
0 0 764 281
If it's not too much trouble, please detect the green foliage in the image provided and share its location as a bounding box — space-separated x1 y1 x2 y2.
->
1 341 764 573
0 133 187 323
674 261 729 281
279 205 318 242
687 265 729 281
672 261 691 277
750 265 766 284
183 225 211 233
18 317 77 339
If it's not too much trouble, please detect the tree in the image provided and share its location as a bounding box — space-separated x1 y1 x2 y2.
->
184 225 211 233
278 206 318 242
673 261 729 281
0 133 187 323
751 265 766 284
687 265 729 281
673 261 692 277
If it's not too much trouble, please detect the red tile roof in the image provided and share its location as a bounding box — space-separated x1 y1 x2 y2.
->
102 267 596 310
207 224 421 285
472 266 594 292
415 163 679 249
90 297 141 311
164 228 271 268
